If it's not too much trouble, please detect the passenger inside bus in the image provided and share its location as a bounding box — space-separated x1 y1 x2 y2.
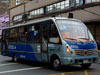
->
42 31 47 51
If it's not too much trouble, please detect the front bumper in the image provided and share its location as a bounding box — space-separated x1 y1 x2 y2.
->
61 55 99 65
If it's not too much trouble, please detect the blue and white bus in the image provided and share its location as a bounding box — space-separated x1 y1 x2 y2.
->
1 17 99 70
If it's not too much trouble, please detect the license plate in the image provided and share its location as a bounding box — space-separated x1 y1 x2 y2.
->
83 60 88 63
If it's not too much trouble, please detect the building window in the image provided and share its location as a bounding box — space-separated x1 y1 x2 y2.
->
46 0 70 13
29 8 44 18
16 0 20 5
85 0 100 3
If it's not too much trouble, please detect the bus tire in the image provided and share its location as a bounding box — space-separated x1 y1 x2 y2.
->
80 63 91 69
12 54 18 62
52 57 61 70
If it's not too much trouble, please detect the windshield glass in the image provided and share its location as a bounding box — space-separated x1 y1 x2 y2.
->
56 19 94 42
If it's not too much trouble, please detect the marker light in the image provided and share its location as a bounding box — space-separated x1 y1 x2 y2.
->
66 46 73 54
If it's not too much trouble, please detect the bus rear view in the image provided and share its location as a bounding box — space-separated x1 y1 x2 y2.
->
55 18 99 69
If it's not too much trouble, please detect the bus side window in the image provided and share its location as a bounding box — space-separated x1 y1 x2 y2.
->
27 24 40 43
2 30 9 49
34 24 40 43
18 26 27 43
27 29 34 43
9 28 17 43
49 23 60 43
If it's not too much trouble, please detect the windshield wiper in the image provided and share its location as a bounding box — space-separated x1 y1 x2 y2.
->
79 38 89 40
79 38 93 42
65 38 77 41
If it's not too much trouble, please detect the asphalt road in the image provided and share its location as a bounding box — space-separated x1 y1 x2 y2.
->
0 55 100 75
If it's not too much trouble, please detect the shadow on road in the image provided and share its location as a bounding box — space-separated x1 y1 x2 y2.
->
4 59 93 72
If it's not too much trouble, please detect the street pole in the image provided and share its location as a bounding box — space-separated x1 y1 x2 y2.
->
23 0 27 23
24 0 25 14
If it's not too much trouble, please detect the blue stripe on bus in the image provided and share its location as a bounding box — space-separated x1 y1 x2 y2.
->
7 44 39 62
66 41 96 49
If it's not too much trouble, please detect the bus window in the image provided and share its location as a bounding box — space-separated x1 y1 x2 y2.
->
5 30 9 42
9 28 17 43
27 24 40 43
2 30 9 49
49 23 60 43
27 26 34 42
41 23 49 52
18 26 27 43
34 24 40 43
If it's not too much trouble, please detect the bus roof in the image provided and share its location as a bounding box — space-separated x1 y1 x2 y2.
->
3 17 81 30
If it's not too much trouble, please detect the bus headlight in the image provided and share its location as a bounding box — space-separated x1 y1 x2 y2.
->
66 46 73 54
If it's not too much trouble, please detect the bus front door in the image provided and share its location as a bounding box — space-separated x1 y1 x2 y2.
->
41 24 49 62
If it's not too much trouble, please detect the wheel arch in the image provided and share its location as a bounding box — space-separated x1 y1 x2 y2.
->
50 54 60 64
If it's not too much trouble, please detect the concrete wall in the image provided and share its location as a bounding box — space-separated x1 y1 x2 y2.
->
10 0 59 23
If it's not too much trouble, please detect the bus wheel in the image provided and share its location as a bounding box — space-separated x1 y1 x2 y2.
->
80 63 91 69
12 54 18 62
52 58 61 70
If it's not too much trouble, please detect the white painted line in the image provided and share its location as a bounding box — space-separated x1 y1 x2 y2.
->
0 63 18 67
0 67 41 74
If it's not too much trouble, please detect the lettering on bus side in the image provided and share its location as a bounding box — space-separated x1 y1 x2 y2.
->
8 45 16 50
37 45 41 53
70 45 79 49
20 55 26 59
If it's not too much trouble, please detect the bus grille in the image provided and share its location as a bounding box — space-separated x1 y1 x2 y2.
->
75 50 94 56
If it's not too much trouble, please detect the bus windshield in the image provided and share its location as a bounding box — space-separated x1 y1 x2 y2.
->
56 19 94 42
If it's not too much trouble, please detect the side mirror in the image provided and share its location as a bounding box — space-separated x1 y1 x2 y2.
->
50 38 57 43
49 37 60 43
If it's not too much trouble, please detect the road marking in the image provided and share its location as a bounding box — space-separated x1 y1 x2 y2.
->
0 67 41 74
89 72 100 74
84 70 88 75
49 68 100 75
49 71 82 75
0 63 18 67
61 73 64 75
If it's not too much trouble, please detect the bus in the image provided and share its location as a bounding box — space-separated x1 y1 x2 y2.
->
1 17 99 70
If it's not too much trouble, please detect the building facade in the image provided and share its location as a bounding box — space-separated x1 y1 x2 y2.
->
9 0 100 41
0 14 9 36
0 14 9 50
